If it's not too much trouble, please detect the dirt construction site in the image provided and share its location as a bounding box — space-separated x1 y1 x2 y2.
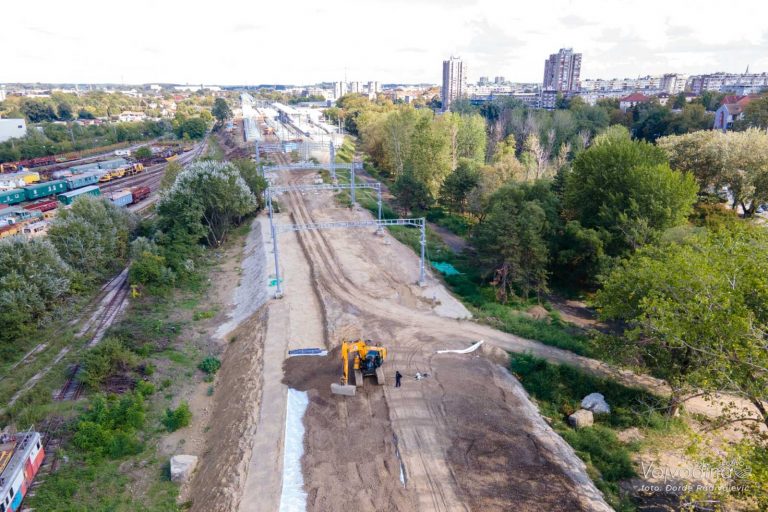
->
186 147 619 511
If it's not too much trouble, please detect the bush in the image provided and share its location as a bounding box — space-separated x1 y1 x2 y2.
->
198 356 221 375
129 250 175 288
162 402 192 432
73 392 146 458
80 337 138 390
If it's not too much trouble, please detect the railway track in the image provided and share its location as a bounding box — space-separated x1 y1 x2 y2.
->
55 364 85 401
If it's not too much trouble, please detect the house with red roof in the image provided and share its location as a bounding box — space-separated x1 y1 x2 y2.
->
619 93 651 111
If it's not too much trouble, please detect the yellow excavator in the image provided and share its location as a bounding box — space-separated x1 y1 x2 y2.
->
330 340 387 396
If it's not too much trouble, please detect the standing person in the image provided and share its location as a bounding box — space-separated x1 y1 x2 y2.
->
395 371 402 388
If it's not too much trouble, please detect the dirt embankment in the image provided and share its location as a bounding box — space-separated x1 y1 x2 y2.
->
438 354 592 511
283 349 415 511
188 310 267 511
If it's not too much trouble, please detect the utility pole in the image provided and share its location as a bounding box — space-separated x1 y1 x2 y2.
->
266 188 283 298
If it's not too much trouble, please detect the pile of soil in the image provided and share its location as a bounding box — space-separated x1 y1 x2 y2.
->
283 350 415 511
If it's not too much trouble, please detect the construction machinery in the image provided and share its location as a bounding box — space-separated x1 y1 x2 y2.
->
331 340 387 396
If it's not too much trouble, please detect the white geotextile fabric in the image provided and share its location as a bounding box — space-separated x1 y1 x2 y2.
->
436 340 484 354
278 388 309 512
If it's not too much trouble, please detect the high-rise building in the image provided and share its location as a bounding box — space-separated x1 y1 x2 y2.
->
442 56 466 111
333 81 348 99
478 76 489 86
660 73 687 94
350 81 362 94
494 76 505 84
543 48 582 93
367 81 380 94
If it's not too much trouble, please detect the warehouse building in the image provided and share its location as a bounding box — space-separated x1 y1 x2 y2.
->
0 119 27 142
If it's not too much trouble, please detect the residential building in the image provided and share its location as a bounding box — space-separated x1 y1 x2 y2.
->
350 81 362 94
689 72 768 94
713 96 756 131
494 76 505 84
333 81 348 99
478 76 490 85
0 119 27 142
117 111 147 122
619 93 651 111
540 90 558 110
442 56 467 111
367 81 380 94
0 86 5 102
543 48 582 93
660 73 687 94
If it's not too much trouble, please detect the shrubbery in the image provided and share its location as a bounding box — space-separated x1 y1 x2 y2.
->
198 356 221 375
0 238 71 344
80 337 138 390
162 402 192 432
48 196 135 281
73 392 148 459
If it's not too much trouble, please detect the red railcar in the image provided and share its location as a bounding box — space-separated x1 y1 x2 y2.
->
23 200 59 213
130 186 150 203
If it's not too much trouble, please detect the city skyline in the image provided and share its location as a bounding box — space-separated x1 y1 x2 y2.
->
3 0 768 85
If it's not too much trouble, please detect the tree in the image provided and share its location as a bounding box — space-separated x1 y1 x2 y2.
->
134 146 152 160
439 159 480 213
658 128 768 216
21 100 57 122
408 115 452 197
0 238 71 343
177 117 207 139
473 181 555 301
78 108 96 120
741 95 768 130
391 171 432 214
564 136 697 255
157 161 257 246
160 161 183 190
231 158 267 208
57 102 73 121
212 98 232 124
48 197 135 281
596 223 768 428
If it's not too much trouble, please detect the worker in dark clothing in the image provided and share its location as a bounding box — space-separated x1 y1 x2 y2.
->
395 371 402 388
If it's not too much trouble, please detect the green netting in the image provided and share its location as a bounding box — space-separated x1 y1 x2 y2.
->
432 261 461 276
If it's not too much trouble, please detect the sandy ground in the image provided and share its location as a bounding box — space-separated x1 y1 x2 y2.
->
252 166 613 512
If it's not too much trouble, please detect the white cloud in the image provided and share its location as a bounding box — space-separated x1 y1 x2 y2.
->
2 0 768 84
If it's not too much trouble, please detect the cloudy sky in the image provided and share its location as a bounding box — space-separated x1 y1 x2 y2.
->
4 0 768 85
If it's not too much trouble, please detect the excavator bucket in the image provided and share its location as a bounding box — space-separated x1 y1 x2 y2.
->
331 383 356 396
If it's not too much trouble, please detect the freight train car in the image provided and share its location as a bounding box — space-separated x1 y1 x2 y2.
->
0 190 25 206
109 190 132 208
58 185 101 205
24 180 67 200
0 430 45 512
64 172 101 190
130 186 150 203
23 200 58 213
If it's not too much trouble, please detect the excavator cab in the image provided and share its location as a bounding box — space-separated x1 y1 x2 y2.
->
331 339 387 397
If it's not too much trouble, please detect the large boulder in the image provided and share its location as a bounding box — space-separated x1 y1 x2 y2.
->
581 392 611 414
170 454 199 483
568 409 594 429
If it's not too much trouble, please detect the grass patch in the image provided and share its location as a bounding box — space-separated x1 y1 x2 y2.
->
192 309 216 321
510 354 684 510
426 207 475 237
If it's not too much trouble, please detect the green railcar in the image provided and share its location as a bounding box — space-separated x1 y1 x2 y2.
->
64 172 101 190
24 180 67 200
57 185 101 205
0 189 25 206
